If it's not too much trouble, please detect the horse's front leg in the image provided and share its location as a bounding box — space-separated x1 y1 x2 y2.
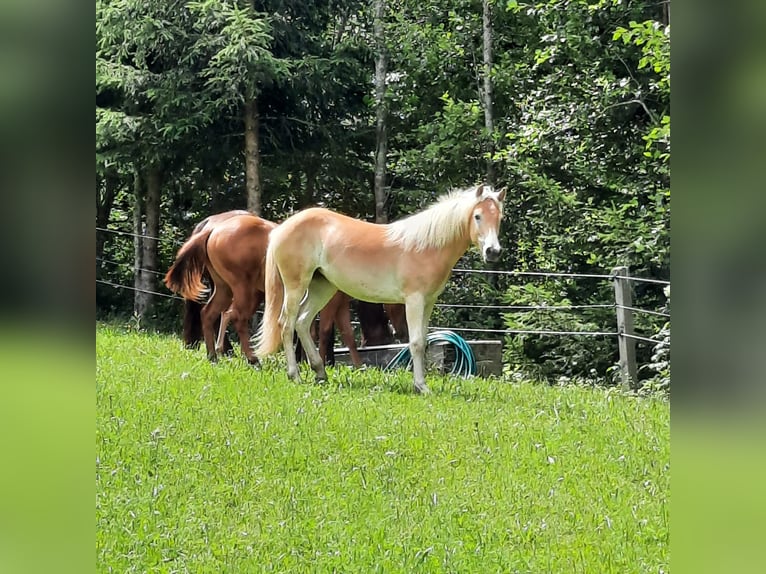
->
405 297 435 394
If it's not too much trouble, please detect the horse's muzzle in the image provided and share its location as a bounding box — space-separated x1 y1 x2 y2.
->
484 247 502 262
484 246 502 262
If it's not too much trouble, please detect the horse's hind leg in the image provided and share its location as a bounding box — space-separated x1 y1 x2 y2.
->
385 303 409 342
317 312 335 365
281 284 308 382
317 293 343 365
334 297 362 368
230 290 263 366
215 307 232 355
295 276 338 382
183 299 204 349
201 283 233 362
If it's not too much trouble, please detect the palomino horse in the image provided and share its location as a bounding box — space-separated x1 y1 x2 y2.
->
255 184 506 394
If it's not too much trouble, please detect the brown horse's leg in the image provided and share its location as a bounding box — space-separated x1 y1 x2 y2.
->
335 298 362 368
385 303 409 342
230 290 262 366
182 299 204 349
201 283 233 362
317 310 336 366
216 308 232 355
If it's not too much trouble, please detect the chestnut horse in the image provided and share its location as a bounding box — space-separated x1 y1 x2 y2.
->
181 210 250 351
165 213 276 364
255 184 506 394
357 302 408 346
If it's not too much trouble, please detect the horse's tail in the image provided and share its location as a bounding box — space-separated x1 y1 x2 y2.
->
163 228 213 301
255 241 284 357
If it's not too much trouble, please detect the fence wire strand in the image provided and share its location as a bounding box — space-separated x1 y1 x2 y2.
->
615 304 670 318
97 257 168 278
621 332 663 345
611 274 670 286
436 303 613 311
429 326 617 337
452 267 614 280
97 279 183 301
96 226 171 244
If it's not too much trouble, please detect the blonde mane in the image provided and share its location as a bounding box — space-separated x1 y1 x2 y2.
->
385 185 495 251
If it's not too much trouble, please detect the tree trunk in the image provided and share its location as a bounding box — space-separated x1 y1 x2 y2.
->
373 0 389 224
481 0 496 186
134 166 161 319
244 98 262 215
132 168 146 316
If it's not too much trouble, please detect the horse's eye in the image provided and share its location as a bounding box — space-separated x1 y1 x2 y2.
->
474 213 481 221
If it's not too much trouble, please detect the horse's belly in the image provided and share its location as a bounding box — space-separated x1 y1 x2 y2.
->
320 267 402 304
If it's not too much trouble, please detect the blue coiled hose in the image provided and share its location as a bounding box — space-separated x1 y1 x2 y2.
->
383 330 477 377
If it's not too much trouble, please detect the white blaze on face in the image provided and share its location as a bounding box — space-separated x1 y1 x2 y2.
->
475 190 503 263
481 226 501 262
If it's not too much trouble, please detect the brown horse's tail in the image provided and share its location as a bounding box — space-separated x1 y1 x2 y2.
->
255 241 285 357
163 228 213 301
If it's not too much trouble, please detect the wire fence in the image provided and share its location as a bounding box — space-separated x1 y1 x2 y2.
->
96 279 182 300
453 267 670 286
96 225 670 387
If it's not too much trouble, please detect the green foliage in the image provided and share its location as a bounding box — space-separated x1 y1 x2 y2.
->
187 0 286 103
97 325 669 572
502 281 617 382
487 0 669 382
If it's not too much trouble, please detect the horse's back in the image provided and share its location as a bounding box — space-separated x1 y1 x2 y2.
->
273 207 382 248
206 214 277 290
212 213 275 243
193 209 252 235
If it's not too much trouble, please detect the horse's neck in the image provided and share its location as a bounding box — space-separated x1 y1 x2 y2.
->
433 233 473 274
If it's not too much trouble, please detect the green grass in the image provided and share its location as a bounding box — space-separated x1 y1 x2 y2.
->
96 324 669 573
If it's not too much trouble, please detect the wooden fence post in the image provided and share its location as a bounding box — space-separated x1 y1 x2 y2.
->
613 266 638 390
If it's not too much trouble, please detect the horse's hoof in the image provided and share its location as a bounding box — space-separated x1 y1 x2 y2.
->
415 383 431 395
208 354 218 364
246 357 261 368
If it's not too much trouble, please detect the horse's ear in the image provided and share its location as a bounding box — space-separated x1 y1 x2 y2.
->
496 186 507 202
475 184 485 198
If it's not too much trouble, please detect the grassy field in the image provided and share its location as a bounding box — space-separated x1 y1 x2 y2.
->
96 324 669 573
